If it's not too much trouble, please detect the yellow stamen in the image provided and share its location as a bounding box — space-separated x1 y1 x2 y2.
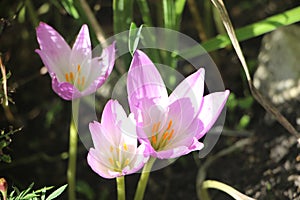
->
167 120 173 130
116 161 121 168
123 143 128 151
109 158 114 165
110 146 114 152
124 159 129 166
81 76 85 86
77 64 81 73
116 147 120 155
65 73 70 82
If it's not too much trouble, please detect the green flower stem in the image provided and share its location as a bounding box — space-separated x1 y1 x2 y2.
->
116 176 126 200
67 99 80 200
134 157 156 200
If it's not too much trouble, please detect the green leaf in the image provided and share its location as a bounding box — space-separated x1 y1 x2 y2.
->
238 96 253 109
19 183 34 197
128 23 143 56
0 154 11 163
175 0 186 23
61 0 79 19
179 6 300 59
238 115 251 129
136 0 153 26
46 184 68 200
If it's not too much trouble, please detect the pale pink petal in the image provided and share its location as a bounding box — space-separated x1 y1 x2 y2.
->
166 98 195 134
82 42 116 95
87 149 116 179
196 90 230 139
72 24 91 57
36 22 70 53
99 100 123 144
70 25 92 77
169 68 205 117
89 121 108 151
167 116 203 149
127 50 168 113
123 144 148 174
140 101 168 139
35 22 71 76
155 138 203 159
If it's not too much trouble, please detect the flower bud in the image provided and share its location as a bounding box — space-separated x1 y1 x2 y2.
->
0 178 7 200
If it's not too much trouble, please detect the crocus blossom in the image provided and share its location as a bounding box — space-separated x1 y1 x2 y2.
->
127 50 230 159
87 100 149 179
36 22 115 100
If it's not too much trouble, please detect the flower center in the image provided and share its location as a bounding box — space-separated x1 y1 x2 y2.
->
108 143 130 172
150 119 174 150
65 64 86 90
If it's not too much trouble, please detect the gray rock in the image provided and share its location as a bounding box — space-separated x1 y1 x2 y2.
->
254 25 300 105
253 25 300 124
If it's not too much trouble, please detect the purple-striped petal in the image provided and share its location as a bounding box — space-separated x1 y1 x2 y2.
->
51 76 80 100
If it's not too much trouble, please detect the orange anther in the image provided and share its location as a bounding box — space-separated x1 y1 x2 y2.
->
65 73 70 82
152 122 160 133
77 78 81 86
70 72 74 82
163 131 169 140
77 64 81 72
152 135 157 144
167 120 173 130
168 129 174 140
81 76 85 86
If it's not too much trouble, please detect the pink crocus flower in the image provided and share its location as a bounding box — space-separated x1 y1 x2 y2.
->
87 100 149 178
127 50 230 159
36 22 115 100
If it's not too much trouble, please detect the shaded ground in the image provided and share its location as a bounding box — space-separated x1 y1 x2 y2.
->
0 0 299 199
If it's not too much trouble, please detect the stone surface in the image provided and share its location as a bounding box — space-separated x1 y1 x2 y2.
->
254 25 300 105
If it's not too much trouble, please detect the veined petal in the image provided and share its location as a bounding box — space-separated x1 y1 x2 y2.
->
123 143 148 174
127 50 168 112
100 100 126 144
196 90 230 139
169 68 205 117
72 24 91 57
35 50 65 81
35 22 71 76
87 149 117 179
82 42 116 95
88 100 149 179
89 121 110 151
166 98 195 134
70 25 92 73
